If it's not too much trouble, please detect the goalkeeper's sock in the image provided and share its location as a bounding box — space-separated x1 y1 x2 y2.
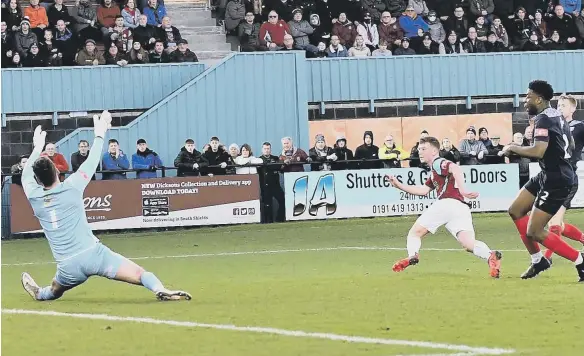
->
140 271 165 293
562 223 584 243
37 286 58 301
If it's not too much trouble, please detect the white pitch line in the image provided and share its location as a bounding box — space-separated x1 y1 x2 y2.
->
0 246 527 267
1 309 514 355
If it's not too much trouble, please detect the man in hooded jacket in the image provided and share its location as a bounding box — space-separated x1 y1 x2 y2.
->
354 131 381 169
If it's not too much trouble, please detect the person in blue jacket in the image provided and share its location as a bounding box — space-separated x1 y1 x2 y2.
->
101 138 130 180
142 0 167 26
399 4 429 38
131 138 163 179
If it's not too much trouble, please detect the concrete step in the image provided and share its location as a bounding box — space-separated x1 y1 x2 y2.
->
188 40 232 51
178 26 225 35
178 33 226 43
196 50 235 60
172 17 217 27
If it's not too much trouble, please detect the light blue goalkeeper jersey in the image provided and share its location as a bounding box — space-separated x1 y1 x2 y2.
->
22 137 104 263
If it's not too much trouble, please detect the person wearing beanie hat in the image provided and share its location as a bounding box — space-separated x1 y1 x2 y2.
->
426 9 446 43
332 135 355 171
15 17 38 57
459 126 488 165
545 29 566 50
23 41 47 67
393 36 416 55
76 38 105 65
355 131 381 169
309 134 336 171
202 136 230 176
521 29 544 51
131 138 163 179
417 31 440 54
478 127 492 148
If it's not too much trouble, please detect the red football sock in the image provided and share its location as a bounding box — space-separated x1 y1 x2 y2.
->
540 232 580 262
562 223 584 243
544 225 563 259
514 216 540 254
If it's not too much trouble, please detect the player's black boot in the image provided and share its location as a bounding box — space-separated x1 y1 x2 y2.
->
521 257 552 279
576 254 584 283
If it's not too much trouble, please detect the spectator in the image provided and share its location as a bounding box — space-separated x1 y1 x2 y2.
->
128 40 149 63
576 9 584 40
475 16 488 40
362 0 387 23
332 12 358 47
426 10 446 43
225 0 245 33
462 27 486 52
545 29 567 50
23 41 46 66
511 7 531 49
53 19 75 65
288 8 318 54
378 11 404 49
531 9 550 41
393 36 415 54
386 0 407 17
24 0 48 39
143 0 166 26
507 132 531 187
109 15 133 52
485 31 508 51
202 136 230 176
137 0 163 12
97 0 121 41
75 39 105 65
314 41 328 57
490 16 509 47
72 0 100 43
258 141 285 223
9 51 23 67
226 143 239 175
39 28 63 66
399 4 429 38
417 32 440 54
560 0 582 14
478 127 492 148
331 136 354 170
372 39 392 56
409 130 428 168
71 139 99 179
522 30 545 51
459 127 488 165
259 11 290 50
133 14 158 50
47 0 73 29
444 6 469 39
468 0 494 23
355 130 381 169
325 34 348 56
239 12 264 51
484 134 505 164
309 134 336 171
357 12 379 51
105 41 129 65
492 0 514 26
15 18 37 57
2 0 23 32
439 138 461 164
122 0 141 29
378 134 408 168
174 139 208 177
314 0 335 35
408 0 429 16
439 30 464 53
523 125 533 146
270 0 296 22
214 0 227 27
279 33 295 51
279 136 308 173
131 138 163 179
233 144 263 174
148 39 170 62
170 39 198 62
10 155 28 186
514 1 550 18
548 5 581 50
1 21 16 68
101 139 130 180
41 142 69 180
348 34 371 56
158 16 181 48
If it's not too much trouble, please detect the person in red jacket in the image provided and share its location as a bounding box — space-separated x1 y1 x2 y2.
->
41 142 69 181
259 10 291 50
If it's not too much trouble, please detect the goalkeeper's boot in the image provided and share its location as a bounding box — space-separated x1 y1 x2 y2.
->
156 289 192 301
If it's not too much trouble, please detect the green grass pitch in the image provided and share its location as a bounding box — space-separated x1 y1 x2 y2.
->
2 211 583 356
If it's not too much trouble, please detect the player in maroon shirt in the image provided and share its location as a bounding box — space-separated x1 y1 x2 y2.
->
386 136 503 278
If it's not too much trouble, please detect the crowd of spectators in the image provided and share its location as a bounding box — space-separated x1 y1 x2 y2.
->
225 0 584 56
1 0 199 68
